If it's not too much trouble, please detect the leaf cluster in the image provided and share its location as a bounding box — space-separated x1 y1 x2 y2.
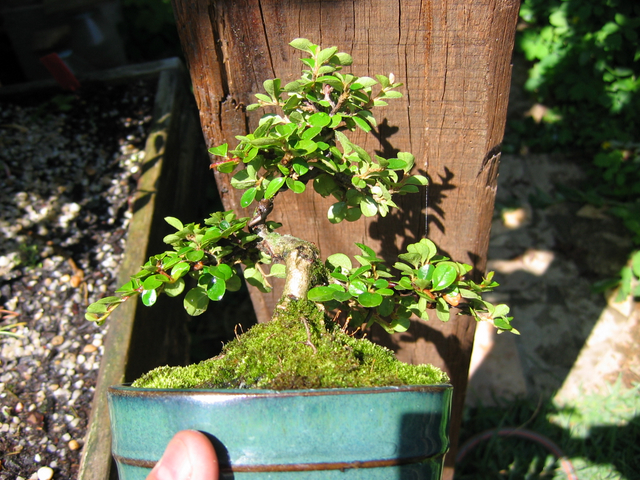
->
209 38 427 224
86 38 516 341
85 212 281 324
308 239 517 334
511 0 640 153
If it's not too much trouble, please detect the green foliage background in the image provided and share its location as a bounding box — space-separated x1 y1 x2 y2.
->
510 0 639 152
510 0 640 294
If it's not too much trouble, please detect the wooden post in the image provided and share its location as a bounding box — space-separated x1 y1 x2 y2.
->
171 1 519 477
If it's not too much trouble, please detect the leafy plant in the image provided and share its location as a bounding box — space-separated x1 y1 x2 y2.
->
512 0 640 153
87 39 516 387
510 1 640 299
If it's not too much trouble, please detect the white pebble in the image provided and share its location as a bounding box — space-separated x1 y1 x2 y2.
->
37 466 54 480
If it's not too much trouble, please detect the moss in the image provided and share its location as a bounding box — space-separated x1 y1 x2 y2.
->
133 299 449 389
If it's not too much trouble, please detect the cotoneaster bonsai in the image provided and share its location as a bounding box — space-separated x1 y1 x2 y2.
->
87 39 517 479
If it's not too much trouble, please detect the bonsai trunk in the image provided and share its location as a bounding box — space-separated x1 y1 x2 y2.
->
255 225 322 302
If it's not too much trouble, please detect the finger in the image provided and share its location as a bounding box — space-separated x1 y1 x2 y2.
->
146 430 218 480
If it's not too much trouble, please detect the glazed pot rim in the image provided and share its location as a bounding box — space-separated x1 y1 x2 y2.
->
108 383 453 397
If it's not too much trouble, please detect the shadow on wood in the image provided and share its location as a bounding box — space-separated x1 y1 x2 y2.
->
170 1 520 477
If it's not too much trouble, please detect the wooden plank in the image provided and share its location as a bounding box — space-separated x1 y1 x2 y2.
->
77 60 209 480
171 1 519 477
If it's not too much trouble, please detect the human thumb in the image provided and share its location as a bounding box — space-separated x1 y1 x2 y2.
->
146 430 218 480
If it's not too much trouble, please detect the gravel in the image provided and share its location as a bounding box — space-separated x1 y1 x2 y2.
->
0 80 155 480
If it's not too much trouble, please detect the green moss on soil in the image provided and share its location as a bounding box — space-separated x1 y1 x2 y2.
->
132 299 449 390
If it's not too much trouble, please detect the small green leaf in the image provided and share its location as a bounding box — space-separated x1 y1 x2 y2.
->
394 262 414 273
171 262 190 279
317 46 338 65
631 250 640 277
332 291 353 302
386 158 408 170
431 264 458 291
327 253 352 272
345 207 362 222
212 264 234 280
186 250 204 263
164 217 184 231
328 202 348 223
397 152 415 172
216 161 237 174
263 78 281 99
226 274 242 292
208 143 228 157
378 297 395 317
417 264 434 281
358 291 383 307
164 278 185 297
330 270 348 283
333 52 353 66
95 296 121 305
286 177 306 194
87 303 108 314
405 175 428 186
308 112 332 128
292 159 310 176
241 188 257 208
244 267 270 292
355 243 376 257
184 287 210 316
435 297 450 321
352 115 371 132
289 38 314 52
376 288 394 296
390 317 410 332
269 264 287 278
398 277 414 290
381 90 403 98
265 177 286 199
360 197 378 217
407 239 437 263
355 76 378 88
141 289 158 307
231 169 258 190
350 265 372 279
373 279 389 289
163 234 182 245
141 275 162 291
313 174 338 196
255 93 273 103
300 126 321 140
308 286 337 302
348 280 367 296
206 276 226 301
295 139 318 154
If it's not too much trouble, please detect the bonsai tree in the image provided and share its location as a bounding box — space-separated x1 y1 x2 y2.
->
86 38 517 390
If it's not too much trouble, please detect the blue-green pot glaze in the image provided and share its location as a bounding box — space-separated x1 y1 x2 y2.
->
108 384 453 479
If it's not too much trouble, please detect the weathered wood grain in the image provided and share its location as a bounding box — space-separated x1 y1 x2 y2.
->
171 1 519 475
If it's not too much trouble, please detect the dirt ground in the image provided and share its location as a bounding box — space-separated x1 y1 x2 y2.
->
466 153 639 405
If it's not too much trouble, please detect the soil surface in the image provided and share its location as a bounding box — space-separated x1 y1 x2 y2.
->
0 81 155 480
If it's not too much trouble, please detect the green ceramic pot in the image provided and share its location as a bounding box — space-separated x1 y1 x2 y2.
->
108 384 453 479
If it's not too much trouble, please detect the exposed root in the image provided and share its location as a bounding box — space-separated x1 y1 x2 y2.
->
300 316 317 354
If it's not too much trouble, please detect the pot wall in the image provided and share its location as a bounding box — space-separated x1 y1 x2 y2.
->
108 384 452 480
